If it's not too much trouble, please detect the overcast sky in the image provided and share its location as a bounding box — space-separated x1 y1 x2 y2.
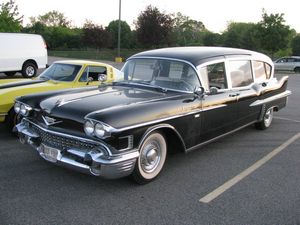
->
16 0 299 33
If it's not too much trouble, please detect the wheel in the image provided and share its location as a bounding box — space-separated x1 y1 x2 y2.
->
4 71 16 77
22 62 37 78
5 109 21 132
132 132 167 184
294 67 300 73
255 107 274 130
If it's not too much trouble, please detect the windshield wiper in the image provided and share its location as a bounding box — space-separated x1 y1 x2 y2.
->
113 80 167 93
133 81 167 93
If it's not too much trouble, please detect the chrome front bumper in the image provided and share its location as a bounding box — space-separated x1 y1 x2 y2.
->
15 119 139 179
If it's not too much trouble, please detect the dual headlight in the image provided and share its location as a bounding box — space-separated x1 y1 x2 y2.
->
84 120 112 139
14 102 32 116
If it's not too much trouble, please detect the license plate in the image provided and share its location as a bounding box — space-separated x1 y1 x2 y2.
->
42 145 59 163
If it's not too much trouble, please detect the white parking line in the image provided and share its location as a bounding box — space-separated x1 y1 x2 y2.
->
274 116 300 123
199 132 300 203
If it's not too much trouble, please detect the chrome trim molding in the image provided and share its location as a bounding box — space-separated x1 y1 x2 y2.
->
0 113 8 116
250 90 291 107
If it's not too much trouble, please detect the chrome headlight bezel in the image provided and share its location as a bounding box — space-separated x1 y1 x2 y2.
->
84 120 95 135
14 102 21 114
84 120 112 139
15 102 32 116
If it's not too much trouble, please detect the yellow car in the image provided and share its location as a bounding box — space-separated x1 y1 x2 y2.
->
0 60 122 126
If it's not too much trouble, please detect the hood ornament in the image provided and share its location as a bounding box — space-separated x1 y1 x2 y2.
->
42 115 62 126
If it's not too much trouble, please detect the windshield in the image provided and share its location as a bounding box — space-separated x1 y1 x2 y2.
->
39 63 81 82
120 58 200 92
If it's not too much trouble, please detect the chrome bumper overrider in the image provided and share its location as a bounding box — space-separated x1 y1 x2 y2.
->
15 119 139 179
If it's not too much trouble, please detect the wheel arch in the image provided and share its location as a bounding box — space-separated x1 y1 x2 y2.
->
138 124 186 154
22 59 38 69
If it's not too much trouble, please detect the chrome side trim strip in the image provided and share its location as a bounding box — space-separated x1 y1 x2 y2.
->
0 113 8 116
250 90 291 107
109 104 227 133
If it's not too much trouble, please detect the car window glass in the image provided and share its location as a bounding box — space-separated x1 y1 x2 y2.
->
229 60 253 88
264 63 272 79
200 62 227 90
79 66 107 82
253 61 267 82
287 58 295 62
39 63 81 82
123 59 200 92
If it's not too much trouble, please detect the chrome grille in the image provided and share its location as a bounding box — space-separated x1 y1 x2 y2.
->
30 123 99 151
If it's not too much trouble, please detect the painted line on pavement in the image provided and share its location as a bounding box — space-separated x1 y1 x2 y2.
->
199 132 300 203
274 116 300 123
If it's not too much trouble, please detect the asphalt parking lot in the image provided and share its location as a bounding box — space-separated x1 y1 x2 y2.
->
0 63 299 224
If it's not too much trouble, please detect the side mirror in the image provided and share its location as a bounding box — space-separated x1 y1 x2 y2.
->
98 74 107 83
194 87 205 97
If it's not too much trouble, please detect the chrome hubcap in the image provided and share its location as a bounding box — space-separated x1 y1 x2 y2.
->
264 108 273 127
26 66 35 76
141 143 161 173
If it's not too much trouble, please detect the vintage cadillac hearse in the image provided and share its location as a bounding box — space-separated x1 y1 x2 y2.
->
14 47 291 184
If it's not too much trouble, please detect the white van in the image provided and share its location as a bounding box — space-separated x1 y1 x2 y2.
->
0 33 48 78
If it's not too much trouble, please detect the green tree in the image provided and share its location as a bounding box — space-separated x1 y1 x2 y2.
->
222 22 260 50
0 0 23 32
106 20 132 49
291 34 300 56
30 10 71 27
172 12 206 46
82 20 111 49
202 31 223 46
135 5 174 47
257 9 292 55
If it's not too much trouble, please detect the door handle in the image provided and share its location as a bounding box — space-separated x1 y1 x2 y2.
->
229 93 240 97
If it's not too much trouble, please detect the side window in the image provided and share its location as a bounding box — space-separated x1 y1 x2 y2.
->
264 63 271 79
229 60 253 88
79 66 107 82
253 61 268 82
200 62 227 90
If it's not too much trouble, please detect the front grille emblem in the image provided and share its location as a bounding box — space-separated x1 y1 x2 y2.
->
42 116 62 126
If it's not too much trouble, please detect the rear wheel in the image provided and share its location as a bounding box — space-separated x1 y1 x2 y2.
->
294 67 300 73
22 62 37 78
4 71 16 77
255 108 274 130
132 132 167 184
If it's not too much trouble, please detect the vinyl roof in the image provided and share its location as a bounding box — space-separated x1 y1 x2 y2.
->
129 47 266 66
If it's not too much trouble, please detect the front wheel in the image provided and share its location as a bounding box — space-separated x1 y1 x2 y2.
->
132 132 167 184
22 62 37 78
255 107 274 130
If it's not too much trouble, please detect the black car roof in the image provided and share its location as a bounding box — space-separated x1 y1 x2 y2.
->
129 47 256 67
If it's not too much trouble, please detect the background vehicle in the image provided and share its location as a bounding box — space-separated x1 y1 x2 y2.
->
0 33 48 78
0 60 121 127
274 56 300 73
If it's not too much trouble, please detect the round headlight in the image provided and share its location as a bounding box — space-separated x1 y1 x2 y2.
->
14 102 21 114
20 104 27 116
94 123 105 138
84 120 94 135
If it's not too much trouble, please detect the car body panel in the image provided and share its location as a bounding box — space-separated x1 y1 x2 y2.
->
14 47 291 180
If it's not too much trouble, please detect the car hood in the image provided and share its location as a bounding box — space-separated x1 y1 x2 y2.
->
0 78 46 89
38 85 182 126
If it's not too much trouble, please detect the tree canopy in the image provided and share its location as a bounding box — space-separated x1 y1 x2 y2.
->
0 0 23 32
